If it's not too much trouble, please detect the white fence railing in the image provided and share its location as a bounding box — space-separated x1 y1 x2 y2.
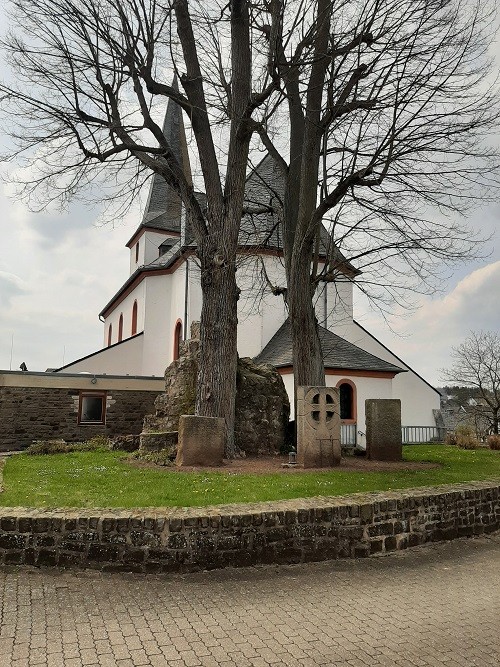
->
341 424 357 447
401 426 446 444
340 424 446 447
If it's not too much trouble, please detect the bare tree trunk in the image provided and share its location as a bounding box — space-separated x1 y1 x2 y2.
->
196 233 239 458
288 248 325 388
493 412 499 435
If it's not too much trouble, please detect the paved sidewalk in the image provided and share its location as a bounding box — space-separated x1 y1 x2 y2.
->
1 534 499 667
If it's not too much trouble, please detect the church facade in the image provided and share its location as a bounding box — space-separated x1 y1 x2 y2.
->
57 97 441 448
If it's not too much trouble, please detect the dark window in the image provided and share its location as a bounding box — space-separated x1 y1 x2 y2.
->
78 393 106 424
118 314 123 342
339 383 353 420
173 320 182 361
131 301 138 336
135 242 139 263
107 324 112 347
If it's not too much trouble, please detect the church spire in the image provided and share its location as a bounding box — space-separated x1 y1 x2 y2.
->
141 81 192 233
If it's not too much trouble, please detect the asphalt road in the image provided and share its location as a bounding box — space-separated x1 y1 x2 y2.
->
1 534 499 667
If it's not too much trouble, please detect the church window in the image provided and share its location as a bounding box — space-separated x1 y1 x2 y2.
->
173 320 183 361
107 324 112 347
131 301 138 336
118 314 124 342
337 381 356 421
135 242 139 263
78 392 106 424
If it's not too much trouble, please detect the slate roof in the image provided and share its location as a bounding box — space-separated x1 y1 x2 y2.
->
239 156 359 274
254 319 405 374
134 81 192 237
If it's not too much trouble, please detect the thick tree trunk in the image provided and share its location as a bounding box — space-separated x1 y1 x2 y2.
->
287 249 325 388
195 236 239 458
493 412 499 435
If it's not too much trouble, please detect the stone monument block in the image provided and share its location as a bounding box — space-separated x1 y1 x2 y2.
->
176 415 225 467
365 399 402 461
296 386 341 468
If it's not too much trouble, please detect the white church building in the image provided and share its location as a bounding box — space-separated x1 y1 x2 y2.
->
57 97 441 448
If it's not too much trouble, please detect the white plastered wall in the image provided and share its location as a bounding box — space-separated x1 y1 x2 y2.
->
103 281 146 348
129 230 175 274
237 254 288 358
281 371 393 448
330 318 440 427
59 334 145 376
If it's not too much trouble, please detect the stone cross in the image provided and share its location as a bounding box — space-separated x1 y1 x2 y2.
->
296 386 341 467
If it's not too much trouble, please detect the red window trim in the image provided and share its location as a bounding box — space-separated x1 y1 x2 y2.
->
173 319 183 361
335 378 357 424
131 300 138 336
118 313 124 342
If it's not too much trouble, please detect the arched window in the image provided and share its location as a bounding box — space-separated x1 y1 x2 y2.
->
131 301 138 336
173 320 183 361
135 242 139 263
107 324 112 347
118 313 124 342
336 380 357 422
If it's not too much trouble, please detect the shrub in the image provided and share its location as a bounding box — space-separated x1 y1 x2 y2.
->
444 431 458 447
486 434 500 451
26 436 110 455
130 448 175 466
454 424 480 450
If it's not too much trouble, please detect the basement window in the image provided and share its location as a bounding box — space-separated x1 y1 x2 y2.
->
78 392 106 424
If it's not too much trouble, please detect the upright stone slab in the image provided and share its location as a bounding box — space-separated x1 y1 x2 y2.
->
365 399 402 461
176 415 225 467
296 387 341 468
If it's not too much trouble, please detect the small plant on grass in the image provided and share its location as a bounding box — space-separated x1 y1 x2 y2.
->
486 434 500 450
454 424 480 450
130 448 175 466
444 431 458 446
26 435 110 455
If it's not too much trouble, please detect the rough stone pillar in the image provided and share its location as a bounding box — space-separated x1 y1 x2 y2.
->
176 415 225 467
296 387 341 468
365 399 402 461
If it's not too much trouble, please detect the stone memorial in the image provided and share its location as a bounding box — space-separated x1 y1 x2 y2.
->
175 415 225 467
296 386 341 468
365 398 402 461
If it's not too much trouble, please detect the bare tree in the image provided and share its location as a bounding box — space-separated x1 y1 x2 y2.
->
246 0 499 390
0 0 269 456
442 331 500 434
1 0 499 446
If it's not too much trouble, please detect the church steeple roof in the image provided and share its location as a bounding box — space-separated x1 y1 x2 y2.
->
138 80 192 235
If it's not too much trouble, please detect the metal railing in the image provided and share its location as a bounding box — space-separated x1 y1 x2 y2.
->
340 424 446 447
401 426 446 444
341 423 357 447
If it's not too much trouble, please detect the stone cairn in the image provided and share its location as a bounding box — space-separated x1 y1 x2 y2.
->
139 323 290 462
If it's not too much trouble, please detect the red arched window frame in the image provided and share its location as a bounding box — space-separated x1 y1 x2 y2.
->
107 324 112 347
131 301 138 336
335 379 357 424
173 319 183 361
118 313 124 342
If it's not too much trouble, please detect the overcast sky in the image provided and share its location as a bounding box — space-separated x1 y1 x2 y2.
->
0 4 499 386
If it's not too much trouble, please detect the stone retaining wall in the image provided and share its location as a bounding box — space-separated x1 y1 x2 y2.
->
0 480 499 572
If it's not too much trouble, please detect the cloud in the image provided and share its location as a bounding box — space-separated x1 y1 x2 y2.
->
0 270 26 308
359 261 500 385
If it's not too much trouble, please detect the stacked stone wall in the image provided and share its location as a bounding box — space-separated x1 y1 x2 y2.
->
0 480 498 572
0 387 162 451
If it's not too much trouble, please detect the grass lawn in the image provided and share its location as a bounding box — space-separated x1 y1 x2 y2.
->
0 445 499 509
